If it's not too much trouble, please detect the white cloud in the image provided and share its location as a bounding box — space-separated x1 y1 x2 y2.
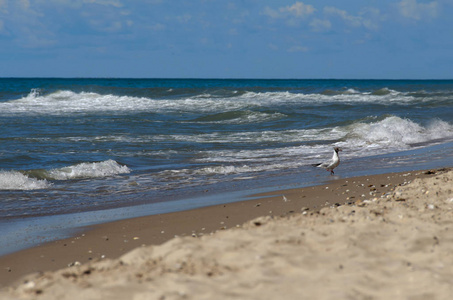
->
263 6 280 19
0 0 8 14
264 1 315 19
360 8 382 30
324 6 361 27
310 18 331 32
263 6 281 19
321 6 383 31
0 0 131 47
18 0 31 10
40 0 123 8
0 0 56 46
83 0 123 8
398 0 438 20
281 2 315 17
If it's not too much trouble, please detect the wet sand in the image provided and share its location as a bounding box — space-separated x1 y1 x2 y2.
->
1 168 452 299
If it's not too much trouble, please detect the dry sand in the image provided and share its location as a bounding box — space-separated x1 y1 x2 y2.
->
1 168 453 299
1 170 418 286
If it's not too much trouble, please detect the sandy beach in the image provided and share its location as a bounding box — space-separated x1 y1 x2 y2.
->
1 168 453 299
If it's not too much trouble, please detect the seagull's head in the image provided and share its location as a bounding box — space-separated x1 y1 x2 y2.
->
334 147 342 153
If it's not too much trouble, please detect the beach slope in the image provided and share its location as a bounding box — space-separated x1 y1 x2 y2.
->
2 169 453 299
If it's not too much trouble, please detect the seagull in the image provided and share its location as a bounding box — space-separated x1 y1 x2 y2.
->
313 147 342 175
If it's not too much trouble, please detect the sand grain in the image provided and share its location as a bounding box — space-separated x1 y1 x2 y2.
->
2 169 453 299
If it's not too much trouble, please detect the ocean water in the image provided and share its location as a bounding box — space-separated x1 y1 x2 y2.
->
1 78 453 254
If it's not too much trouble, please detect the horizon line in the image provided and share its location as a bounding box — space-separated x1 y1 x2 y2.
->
1 77 453 81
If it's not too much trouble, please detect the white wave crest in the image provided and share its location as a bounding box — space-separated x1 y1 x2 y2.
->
0 88 424 116
134 117 453 160
343 117 453 150
0 171 51 190
196 165 254 175
193 110 287 124
190 117 453 175
46 160 131 180
241 89 408 105
1 90 152 115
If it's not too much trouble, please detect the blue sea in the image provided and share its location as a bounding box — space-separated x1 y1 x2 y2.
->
1 78 453 255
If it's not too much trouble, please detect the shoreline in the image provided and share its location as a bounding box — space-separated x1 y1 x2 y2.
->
1 167 448 288
2 139 452 259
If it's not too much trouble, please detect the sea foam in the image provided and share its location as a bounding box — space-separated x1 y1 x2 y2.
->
181 116 453 179
0 160 130 190
0 171 51 190
344 117 453 150
0 87 424 117
46 160 131 180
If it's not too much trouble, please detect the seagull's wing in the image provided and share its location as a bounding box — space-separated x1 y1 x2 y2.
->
313 160 332 169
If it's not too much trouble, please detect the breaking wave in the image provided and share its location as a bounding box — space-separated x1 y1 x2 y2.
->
191 110 286 124
147 116 453 149
149 116 453 182
0 160 131 190
0 171 51 190
45 160 131 180
343 117 453 149
0 87 450 117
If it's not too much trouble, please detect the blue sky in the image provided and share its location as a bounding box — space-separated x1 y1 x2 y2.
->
0 0 452 78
